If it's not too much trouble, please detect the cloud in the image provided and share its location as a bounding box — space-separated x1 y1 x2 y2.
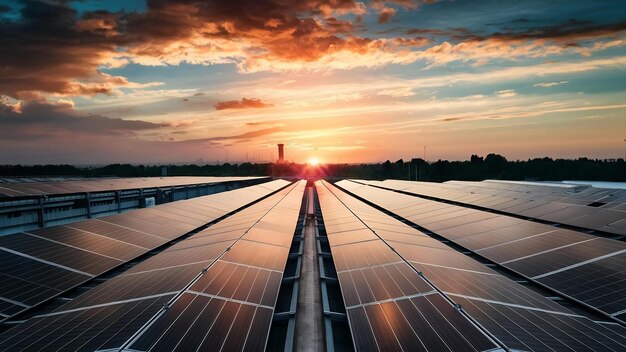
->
378 87 416 97
533 81 569 88
374 5 397 24
214 98 273 110
0 97 169 140
190 127 284 143
0 1 160 99
455 19 626 43
0 0 444 98
495 89 517 98
2 0 626 103
402 20 626 68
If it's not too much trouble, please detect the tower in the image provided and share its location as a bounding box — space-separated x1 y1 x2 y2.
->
277 144 284 162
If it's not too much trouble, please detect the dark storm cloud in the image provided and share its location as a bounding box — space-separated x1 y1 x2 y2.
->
214 98 273 110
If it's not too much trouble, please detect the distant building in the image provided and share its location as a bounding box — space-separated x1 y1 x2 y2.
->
277 143 285 162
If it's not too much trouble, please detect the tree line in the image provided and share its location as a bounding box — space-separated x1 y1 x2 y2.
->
1 154 624 182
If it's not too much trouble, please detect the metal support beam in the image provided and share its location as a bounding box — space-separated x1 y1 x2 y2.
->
85 193 92 219
37 196 45 228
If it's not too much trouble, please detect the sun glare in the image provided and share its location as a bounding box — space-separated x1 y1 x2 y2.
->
308 157 320 166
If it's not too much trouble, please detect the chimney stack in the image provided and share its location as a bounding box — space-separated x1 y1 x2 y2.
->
277 144 284 162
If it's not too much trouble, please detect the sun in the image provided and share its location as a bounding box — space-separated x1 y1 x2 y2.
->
308 157 320 166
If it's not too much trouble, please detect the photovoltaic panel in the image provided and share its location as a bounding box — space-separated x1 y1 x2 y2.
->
24 225 148 261
360 179 626 236
0 250 90 304
474 229 591 264
124 180 306 352
453 297 626 352
0 232 123 275
535 254 626 316
66 219 165 248
0 180 291 322
0 176 266 198
0 180 304 351
330 180 626 350
503 238 626 277
317 180 500 352
340 180 626 322
0 295 173 352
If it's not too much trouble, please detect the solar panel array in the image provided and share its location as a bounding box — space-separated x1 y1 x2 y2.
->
316 180 501 351
0 176 265 198
358 179 626 236
0 177 624 351
338 180 626 324
0 180 290 321
0 180 305 351
322 181 626 351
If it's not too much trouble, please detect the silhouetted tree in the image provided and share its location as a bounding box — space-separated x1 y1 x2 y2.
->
1 154 624 182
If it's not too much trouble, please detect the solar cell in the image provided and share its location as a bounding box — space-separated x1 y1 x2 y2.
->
67 219 164 248
505 239 626 278
122 180 305 351
475 230 592 263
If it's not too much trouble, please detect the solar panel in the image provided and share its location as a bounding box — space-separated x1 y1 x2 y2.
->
0 176 267 198
331 180 626 349
339 180 626 321
0 233 123 275
535 254 626 315
123 180 306 351
317 181 500 352
453 297 626 352
24 225 147 261
0 180 305 351
359 179 626 236
0 295 173 351
0 180 291 322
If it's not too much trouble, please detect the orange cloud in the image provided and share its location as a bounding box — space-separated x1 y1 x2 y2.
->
214 98 273 110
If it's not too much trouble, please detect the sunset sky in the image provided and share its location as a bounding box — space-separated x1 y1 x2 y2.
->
1 0 625 165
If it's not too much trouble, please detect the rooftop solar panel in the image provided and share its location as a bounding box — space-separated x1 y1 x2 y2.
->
453 297 626 352
123 181 306 351
0 233 123 275
340 180 626 323
24 225 147 261
0 180 305 351
361 179 626 236
317 181 501 352
332 180 626 349
0 176 267 198
0 180 290 322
